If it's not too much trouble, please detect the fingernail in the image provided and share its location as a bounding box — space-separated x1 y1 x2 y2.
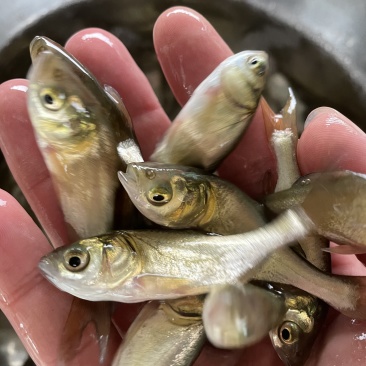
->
304 107 331 128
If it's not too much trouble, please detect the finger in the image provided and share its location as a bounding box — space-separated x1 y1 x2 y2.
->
0 189 120 365
153 7 232 105
153 7 275 198
307 311 366 366
298 107 366 173
298 107 366 271
65 28 171 158
195 337 282 366
0 80 69 247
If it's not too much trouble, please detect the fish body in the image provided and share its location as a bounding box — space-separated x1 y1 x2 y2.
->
265 170 366 249
27 36 142 239
118 162 264 233
39 209 312 303
112 301 205 366
151 51 268 171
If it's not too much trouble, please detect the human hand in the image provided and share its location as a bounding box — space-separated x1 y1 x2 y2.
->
0 6 366 366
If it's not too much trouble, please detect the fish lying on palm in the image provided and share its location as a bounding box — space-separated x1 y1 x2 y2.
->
38 207 312 301
151 51 268 171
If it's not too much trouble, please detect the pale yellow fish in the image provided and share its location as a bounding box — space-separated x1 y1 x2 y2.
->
112 301 205 366
151 51 268 171
27 36 142 239
118 162 264 233
265 170 366 250
38 209 311 302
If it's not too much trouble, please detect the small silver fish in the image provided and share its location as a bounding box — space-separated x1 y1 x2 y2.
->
112 301 205 366
38 210 312 302
118 162 264 233
151 51 268 171
27 36 142 239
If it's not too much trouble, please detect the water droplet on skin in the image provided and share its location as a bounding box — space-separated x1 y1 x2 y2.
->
0 290 10 306
354 332 366 341
0 199 7 207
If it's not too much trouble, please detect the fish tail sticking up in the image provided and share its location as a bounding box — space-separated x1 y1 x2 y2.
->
340 276 366 319
59 298 112 365
220 208 314 280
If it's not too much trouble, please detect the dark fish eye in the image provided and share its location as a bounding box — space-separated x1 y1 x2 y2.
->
44 94 54 105
278 321 300 344
249 58 258 65
39 88 65 111
64 248 90 272
147 187 172 205
247 56 266 76
152 194 165 202
68 256 81 267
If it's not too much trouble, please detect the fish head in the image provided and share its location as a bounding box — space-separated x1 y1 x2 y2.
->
220 51 268 109
38 233 140 300
27 50 99 149
269 288 327 366
118 162 209 228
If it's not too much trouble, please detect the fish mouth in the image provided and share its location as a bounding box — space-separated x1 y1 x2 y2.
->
118 166 139 201
38 256 53 277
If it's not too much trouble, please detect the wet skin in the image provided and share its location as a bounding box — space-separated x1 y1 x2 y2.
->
1 6 366 366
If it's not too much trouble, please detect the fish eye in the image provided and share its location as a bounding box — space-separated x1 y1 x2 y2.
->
249 57 259 66
147 187 172 205
40 88 65 111
247 56 266 76
64 248 90 272
279 321 300 344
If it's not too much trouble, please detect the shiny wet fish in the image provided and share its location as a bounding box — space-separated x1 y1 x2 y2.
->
151 51 268 171
39 210 312 302
27 36 142 239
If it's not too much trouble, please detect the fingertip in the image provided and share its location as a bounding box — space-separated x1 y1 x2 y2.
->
64 28 170 157
298 108 366 174
153 6 232 105
0 79 29 156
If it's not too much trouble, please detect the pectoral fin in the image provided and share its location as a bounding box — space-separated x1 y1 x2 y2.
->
134 274 202 299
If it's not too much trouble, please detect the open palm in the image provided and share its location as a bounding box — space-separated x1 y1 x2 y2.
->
0 6 366 366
